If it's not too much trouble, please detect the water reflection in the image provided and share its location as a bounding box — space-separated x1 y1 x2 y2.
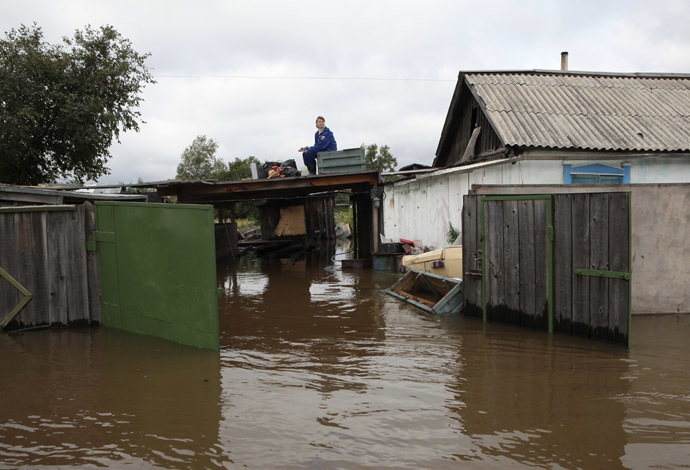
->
1 244 689 469
215 247 690 469
620 314 690 469
0 328 223 469
442 319 631 468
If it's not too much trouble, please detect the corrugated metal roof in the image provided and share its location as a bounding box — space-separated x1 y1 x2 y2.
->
465 71 690 152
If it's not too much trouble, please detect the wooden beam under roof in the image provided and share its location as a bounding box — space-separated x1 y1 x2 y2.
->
156 171 380 203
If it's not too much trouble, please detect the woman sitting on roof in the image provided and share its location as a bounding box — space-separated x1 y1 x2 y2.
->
298 116 337 175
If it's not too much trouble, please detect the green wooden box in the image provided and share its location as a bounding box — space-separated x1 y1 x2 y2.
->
317 148 366 174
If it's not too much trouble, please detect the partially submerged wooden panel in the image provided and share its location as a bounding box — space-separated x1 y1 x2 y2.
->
503 200 520 324
571 193 591 337
485 200 505 322
484 197 549 328
569 192 630 345
533 199 549 330
0 203 100 329
462 195 482 318
553 195 572 333
517 200 536 327
608 193 629 344
589 193 610 340
463 191 630 346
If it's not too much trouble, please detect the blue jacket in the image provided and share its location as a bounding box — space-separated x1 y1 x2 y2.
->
302 127 337 165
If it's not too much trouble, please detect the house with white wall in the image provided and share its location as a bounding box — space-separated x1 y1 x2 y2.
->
383 69 690 249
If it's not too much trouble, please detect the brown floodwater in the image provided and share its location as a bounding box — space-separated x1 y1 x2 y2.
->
1 242 689 469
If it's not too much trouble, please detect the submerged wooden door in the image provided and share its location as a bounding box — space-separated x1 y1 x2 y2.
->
553 193 630 345
463 191 630 346
482 196 552 330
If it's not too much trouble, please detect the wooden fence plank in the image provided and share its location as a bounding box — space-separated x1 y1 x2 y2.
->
589 193 610 340
462 195 482 318
0 213 19 325
571 194 590 336
553 195 573 333
84 203 102 325
473 195 483 318
30 211 50 326
486 200 505 322
8 213 21 324
608 193 629 345
66 205 90 325
518 200 536 327
533 199 549 330
503 200 520 325
327 197 335 240
46 211 69 325
13 213 35 326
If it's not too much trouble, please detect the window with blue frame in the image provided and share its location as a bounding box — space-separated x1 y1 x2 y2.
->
563 163 630 184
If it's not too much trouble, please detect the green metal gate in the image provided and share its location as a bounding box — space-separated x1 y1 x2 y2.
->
92 201 219 350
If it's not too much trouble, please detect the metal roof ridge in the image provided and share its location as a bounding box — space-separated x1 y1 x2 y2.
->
461 70 690 79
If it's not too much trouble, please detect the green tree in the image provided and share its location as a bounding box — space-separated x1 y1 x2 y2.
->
362 143 398 172
215 156 263 221
218 156 261 181
0 23 155 185
176 135 226 180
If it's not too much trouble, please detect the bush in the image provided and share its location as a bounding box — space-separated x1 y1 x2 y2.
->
447 222 460 245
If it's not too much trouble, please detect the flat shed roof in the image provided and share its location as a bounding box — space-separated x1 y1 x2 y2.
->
155 171 380 205
0 184 147 205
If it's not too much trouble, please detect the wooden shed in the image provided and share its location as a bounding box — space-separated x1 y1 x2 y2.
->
257 195 336 241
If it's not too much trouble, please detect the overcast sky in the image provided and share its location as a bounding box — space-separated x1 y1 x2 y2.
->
3 0 690 183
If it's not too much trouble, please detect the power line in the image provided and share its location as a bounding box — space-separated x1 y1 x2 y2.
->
155 74 455 82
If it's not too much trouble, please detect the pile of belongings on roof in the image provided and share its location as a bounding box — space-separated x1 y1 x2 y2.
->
259 159 301 179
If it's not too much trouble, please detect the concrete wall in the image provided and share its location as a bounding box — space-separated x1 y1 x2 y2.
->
629 185 690 313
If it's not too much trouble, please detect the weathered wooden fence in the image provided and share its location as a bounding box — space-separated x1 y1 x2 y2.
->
553 193 630 344
0 203 100 329
463 192 631 345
